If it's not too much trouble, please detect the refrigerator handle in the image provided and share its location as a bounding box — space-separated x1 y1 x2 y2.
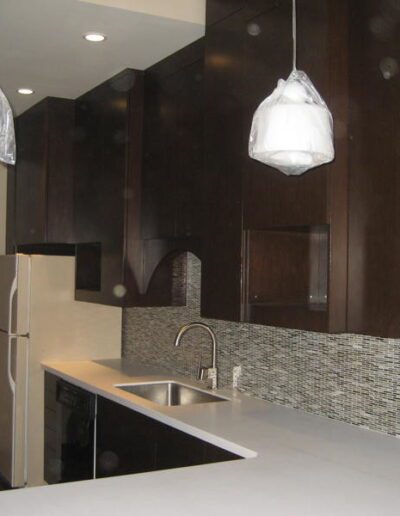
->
8 274 17 335
7 336 16 394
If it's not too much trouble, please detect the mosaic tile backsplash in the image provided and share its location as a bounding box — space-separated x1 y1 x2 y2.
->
123 253 400 436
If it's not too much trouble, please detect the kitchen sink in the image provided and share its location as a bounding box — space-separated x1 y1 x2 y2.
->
115 381 229 406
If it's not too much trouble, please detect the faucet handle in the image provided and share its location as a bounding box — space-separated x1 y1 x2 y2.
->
207 367 218 390
198 367 218 390
198 366 208 381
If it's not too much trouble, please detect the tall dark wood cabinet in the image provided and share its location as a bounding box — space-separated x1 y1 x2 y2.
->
73 68 189 307
11 98 75 249
141 38 205 289
346 0 400 337
74 69 146 306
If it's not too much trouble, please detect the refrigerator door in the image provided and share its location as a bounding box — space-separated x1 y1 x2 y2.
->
0 255 30 335
0 333 28 487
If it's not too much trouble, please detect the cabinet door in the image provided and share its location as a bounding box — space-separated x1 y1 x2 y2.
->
201 10 245 322
142 72 176 240
46 98 75 243
44 373 95 484
203 442 240 463
174 60 205 240
142 39 205 243
15 102 47 244
96 397 241 478
74 70 144 306
14 98 75 246
96 396 157 477
156 423 205 470
347 0 400 337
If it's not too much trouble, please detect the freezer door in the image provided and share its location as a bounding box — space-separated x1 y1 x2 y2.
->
0 333 28 487
0 255 30 335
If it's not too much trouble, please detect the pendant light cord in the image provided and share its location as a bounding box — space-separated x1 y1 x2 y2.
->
292 0 297 71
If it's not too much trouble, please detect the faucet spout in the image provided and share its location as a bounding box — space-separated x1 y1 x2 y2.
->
174 322 218 388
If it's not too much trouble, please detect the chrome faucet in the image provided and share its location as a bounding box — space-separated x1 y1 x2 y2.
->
173 322 218 389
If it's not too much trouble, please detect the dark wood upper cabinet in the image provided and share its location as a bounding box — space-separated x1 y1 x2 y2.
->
142 38 205 250
74 69 148 306
202 0 337 329
12 98 75 248
73 68 189 307
347 0 400 337
202 0 340 330
202 0 400 337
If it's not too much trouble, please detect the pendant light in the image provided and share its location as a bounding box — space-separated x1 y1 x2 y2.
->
248 0 334 176
0 87 16 165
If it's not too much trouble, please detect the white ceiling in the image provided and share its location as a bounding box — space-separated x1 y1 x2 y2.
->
0 0 205 115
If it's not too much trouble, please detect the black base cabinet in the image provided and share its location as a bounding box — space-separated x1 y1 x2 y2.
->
96 396 240 477
45 374 240 484
44 373 95 484
96 396 158 477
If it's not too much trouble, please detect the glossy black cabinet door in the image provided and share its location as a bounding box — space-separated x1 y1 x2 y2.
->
96 396 158 477
96 396 240 477
156 423 205 470
44 373 95 484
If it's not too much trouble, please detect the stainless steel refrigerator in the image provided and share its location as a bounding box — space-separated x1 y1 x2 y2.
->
0 254 122 488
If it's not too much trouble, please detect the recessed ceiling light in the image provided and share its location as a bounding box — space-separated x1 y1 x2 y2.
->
83 32 106 43
17 88 34 95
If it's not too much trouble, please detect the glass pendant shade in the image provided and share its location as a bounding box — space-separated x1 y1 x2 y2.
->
248 0 334 176
249 70 334 176
0 87 16 165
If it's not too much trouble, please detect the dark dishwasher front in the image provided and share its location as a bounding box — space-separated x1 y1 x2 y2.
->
44 372 95 484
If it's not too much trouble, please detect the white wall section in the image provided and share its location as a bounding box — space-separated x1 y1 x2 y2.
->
78 0 206 25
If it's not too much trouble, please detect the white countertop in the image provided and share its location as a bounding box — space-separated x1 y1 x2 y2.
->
2 358 400 515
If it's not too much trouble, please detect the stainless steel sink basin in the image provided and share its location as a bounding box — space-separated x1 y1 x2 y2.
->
115 381 228 406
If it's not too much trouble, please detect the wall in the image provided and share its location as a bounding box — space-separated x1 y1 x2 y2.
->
123 253 400 436
0 162 7 254
78 0 206 25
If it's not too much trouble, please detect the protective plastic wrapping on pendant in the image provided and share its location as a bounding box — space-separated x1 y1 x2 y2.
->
249 70 334 176
0 87 16 165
